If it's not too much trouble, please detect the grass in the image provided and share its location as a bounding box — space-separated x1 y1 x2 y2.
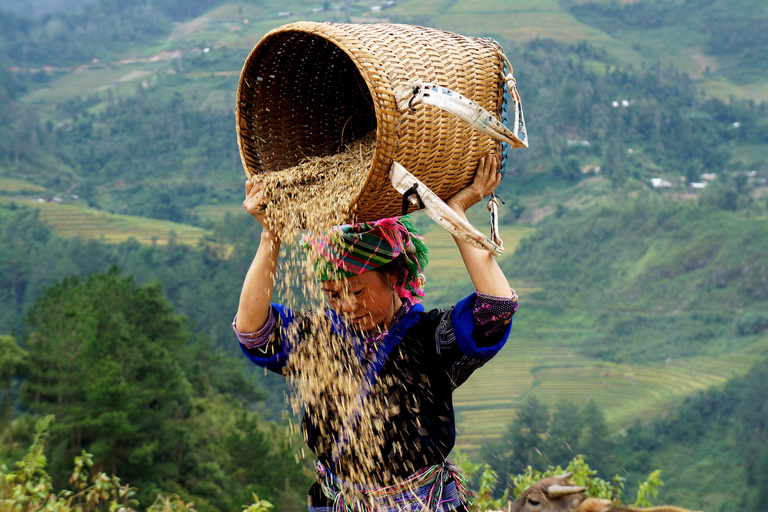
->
0 177 46 194
21 66 157 105
433 10 611 43
729 144 768 169
699 78 768 104
1 198 214 247
194 203 246 223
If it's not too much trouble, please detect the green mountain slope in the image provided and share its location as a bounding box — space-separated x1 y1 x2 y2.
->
505 194 768 362
1 0 768 469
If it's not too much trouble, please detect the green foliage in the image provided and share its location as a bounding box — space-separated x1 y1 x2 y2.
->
147 495 198 512
634 470 663 509
1 416 288 512
0 0 223 70
0 335 27 446
612 356 768 511
0 415 140 512
240 494 273 512
8 268 311 512
734 310 768 336
0 335 26 394
22 267 194 486
504 194 768 362
0 207 256 349
453 450 509 512
482 398 616 480
567 0 768 83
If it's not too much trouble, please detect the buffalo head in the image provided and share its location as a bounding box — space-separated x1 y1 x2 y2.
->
505 473 612 512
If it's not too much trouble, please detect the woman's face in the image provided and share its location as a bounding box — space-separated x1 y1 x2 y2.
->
321 270 400 331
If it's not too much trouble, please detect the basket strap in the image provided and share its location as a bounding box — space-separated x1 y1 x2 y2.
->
499 51 529 150
394 81 528 149
390 161 504 256
487 194 503 249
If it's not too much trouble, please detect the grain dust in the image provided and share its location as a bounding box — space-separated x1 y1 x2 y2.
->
255 132 409 494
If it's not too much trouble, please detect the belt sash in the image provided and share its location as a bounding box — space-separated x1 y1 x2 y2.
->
314 461 474 512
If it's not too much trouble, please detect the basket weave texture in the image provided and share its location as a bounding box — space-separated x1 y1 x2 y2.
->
236 21 508 223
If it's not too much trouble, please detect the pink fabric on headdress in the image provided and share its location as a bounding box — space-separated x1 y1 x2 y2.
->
301 217 428 303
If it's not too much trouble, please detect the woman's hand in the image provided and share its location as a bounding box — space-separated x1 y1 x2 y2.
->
236 178 281 334
243 179 270 228
445 153 513 298
446 154 501 213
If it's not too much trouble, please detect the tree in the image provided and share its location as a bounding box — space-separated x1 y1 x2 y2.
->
0 334 27 446
19 267 312 511
579 399 614 475
22 267 194 483
506 397 551 474
543 402 586 466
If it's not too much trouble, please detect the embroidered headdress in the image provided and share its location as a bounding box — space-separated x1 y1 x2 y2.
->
302 216 429 303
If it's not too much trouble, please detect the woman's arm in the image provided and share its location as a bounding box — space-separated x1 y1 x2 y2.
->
445 154 514 298
235 179 282 333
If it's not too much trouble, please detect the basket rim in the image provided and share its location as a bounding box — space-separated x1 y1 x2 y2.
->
236 21 401 218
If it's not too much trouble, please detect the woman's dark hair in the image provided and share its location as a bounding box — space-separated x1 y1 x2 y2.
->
374 253 409 289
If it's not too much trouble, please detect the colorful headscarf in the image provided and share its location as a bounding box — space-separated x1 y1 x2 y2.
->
302 216 429 303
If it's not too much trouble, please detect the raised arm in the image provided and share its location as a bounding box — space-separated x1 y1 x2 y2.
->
235 179 281 333
445 154 514 298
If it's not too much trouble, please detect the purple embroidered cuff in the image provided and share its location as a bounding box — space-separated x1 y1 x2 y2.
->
232 310 276 351
473 289 518 337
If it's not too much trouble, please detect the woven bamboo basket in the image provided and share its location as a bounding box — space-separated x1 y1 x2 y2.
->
236 21 525 223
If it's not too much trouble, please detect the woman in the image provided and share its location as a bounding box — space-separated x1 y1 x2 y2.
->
234 154 518 511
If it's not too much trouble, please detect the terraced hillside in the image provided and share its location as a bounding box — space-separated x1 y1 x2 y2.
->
3 0 767 466
453 316 768 451
0 197 214 247
17 0 767 109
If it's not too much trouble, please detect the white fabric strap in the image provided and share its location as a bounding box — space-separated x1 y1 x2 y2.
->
390 161 504 256
395 81 528 149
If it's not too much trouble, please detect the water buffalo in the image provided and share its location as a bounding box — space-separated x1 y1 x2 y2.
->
498 473 694 512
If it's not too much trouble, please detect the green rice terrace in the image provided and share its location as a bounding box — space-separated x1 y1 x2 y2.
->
0 189 215 248
453 323 768 450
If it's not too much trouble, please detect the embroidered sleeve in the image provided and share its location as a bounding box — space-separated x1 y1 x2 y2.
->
231 309 276 352
473 289 518 338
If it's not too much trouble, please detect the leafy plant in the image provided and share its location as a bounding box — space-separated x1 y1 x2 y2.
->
1 417 283 512
0 415 139 512
240 493 273 512
634 470 663 508
735 310 768 336
454 450 509 512
146 494 197 512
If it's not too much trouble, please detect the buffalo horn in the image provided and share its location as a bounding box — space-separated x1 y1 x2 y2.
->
554 472 574 480
547 485 586 498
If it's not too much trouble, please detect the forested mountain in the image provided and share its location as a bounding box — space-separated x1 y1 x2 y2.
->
2 1 768 511
2 268 311 512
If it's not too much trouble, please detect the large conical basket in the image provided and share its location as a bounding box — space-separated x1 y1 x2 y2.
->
236 21 526 223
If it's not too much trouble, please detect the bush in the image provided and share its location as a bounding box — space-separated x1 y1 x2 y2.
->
735 310 768 336
0 416 276 512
